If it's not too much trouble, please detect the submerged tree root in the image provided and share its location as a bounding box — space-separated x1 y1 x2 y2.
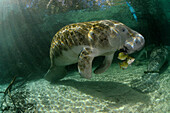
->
0 75 19 112
0 75 35 112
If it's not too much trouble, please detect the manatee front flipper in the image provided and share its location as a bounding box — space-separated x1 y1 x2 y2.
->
94 54 114 74
78 48 94 79
44 66 67 82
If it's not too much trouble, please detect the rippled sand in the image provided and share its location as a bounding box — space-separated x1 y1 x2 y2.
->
0 63 169 112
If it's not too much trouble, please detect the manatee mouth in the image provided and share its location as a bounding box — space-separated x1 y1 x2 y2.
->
119 46 129 53
119 34 145 54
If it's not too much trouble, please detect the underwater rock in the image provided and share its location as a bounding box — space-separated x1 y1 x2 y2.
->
131 46 168 93
147 46 168 72
44 20 145 82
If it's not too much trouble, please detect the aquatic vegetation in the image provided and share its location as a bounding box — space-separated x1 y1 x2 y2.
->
0 75 35 112
0 75 18 111
136 44 155 60
24 0 126 14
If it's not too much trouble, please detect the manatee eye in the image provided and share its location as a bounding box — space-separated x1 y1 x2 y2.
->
122 28 126 32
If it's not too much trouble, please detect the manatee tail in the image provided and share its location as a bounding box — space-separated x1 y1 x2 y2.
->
44 66 67 82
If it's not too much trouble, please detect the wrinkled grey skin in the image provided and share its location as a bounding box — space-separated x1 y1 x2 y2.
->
131 46 168 93
44 20 145 82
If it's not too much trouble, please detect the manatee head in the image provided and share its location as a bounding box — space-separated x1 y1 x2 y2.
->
123 28 145 54
109 21 145 54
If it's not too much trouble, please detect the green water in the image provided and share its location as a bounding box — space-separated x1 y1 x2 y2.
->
0 0 169 112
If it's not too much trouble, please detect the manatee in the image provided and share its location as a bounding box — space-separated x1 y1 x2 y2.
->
44 20 145 82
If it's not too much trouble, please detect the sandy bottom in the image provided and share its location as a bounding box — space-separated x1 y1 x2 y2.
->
0 62 170 113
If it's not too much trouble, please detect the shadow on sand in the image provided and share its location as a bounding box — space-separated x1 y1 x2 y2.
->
55 79 150 107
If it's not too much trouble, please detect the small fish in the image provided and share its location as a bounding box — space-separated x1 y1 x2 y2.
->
127 56 135 65
118 52 135 69
118 52 128 60
126 1 137 22
119 61 128 69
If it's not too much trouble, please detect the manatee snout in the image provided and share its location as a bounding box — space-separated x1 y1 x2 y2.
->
124 32 145 54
